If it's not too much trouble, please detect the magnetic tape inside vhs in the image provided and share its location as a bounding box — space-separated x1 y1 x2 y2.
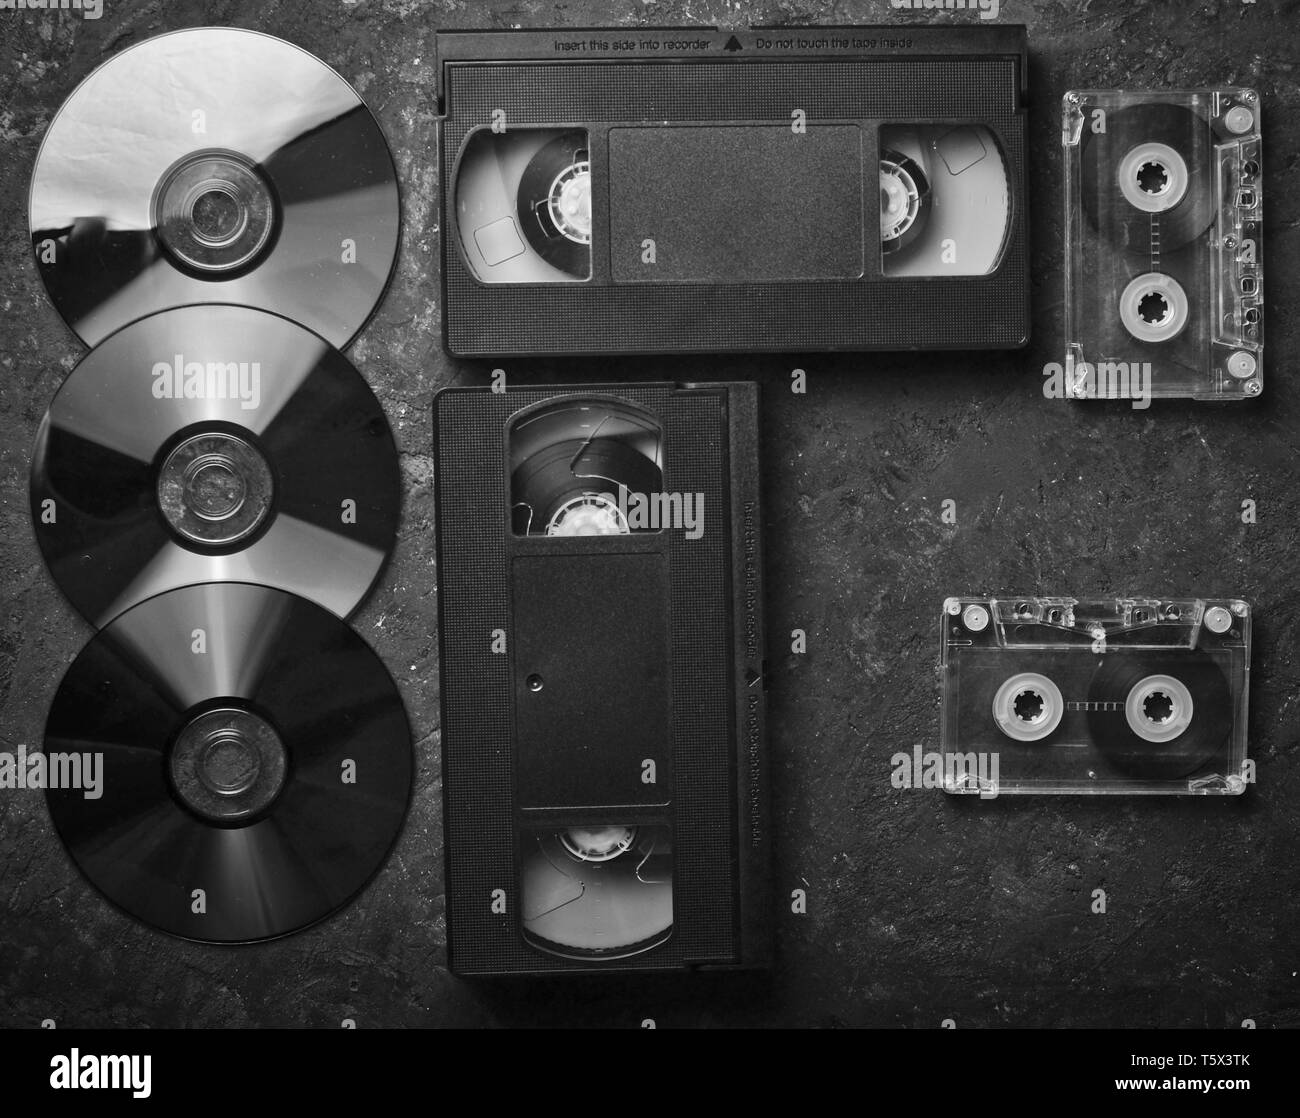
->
437 25 1031 356
433 382 769 974
940 598 1251 796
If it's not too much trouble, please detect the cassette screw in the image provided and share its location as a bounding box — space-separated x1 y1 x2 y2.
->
1204 606 1233 634
945 599 961 616
1244 380 1262 395
1223 235 1237 250
1232 602 1249 616
962 604 990 632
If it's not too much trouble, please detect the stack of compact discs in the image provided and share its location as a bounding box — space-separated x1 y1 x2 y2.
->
26 28 410 942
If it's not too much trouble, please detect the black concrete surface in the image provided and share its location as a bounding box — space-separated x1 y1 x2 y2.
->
1 0 1297 1028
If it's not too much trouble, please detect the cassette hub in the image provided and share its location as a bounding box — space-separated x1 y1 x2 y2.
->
546 160 592 244
1117 142 1188 212
560 826 637 862
1125 674 1194 743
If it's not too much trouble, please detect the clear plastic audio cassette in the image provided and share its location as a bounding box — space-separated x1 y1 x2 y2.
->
1063 89 1262 401
940 598 1251 796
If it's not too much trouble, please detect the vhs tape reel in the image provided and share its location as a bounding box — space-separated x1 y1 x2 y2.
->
941 597 1251 796
1063 89 1263 400
434 382 769 974
437 26 1030 356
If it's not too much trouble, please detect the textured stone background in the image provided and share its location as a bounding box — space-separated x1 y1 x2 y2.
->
1 0 1297 1028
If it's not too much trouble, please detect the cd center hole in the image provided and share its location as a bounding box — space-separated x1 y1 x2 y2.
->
191 188 244 242
1137 160 1169 196
1014 690 1044 722
185 457 246 520
1138 291 1170 325
1143 691 1174 724
201 735 260 795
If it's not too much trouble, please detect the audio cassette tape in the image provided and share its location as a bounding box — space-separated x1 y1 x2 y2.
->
436 25 1030 356
1063 89 1263 401
940 598 1251 796
433 382 769 974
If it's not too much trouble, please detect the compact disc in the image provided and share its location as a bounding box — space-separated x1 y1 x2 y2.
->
29 27 400 348
31 305 399 626
521 825 673 959
1079 103 1215 253
44 583 412 943
1086 654 1233 779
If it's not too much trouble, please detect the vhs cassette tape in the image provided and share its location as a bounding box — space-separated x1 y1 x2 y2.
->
1063 89 1263 401
433 382 769 974
940 598 1251 796
436 26 1030 356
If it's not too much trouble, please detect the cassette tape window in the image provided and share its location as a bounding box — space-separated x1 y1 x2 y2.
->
880 124 1011 276
455 127 592 282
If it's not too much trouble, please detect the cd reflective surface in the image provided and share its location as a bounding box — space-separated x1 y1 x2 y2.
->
44 583 412 943
31 305 400 626
29 27 400 348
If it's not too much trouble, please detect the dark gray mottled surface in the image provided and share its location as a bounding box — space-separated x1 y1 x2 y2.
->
1 0 1297 1028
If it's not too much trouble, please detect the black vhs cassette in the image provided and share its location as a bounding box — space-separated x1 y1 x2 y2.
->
1063 89 1263 400
940 598 1251 796
436 25 1030 356
433 381 769 974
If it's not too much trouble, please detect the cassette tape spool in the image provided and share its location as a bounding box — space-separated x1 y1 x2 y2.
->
437 26 1031 356
940 598 1251 795
434 382 769 975
1063 89 1263 400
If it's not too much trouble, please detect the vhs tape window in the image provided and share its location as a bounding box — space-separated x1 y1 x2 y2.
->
509 399 664 537
455 127 592 282
521 823 673 961
880 124 1010 277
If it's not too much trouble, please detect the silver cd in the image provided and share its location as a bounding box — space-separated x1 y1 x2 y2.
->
30 305 400 626
29 27 400 348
